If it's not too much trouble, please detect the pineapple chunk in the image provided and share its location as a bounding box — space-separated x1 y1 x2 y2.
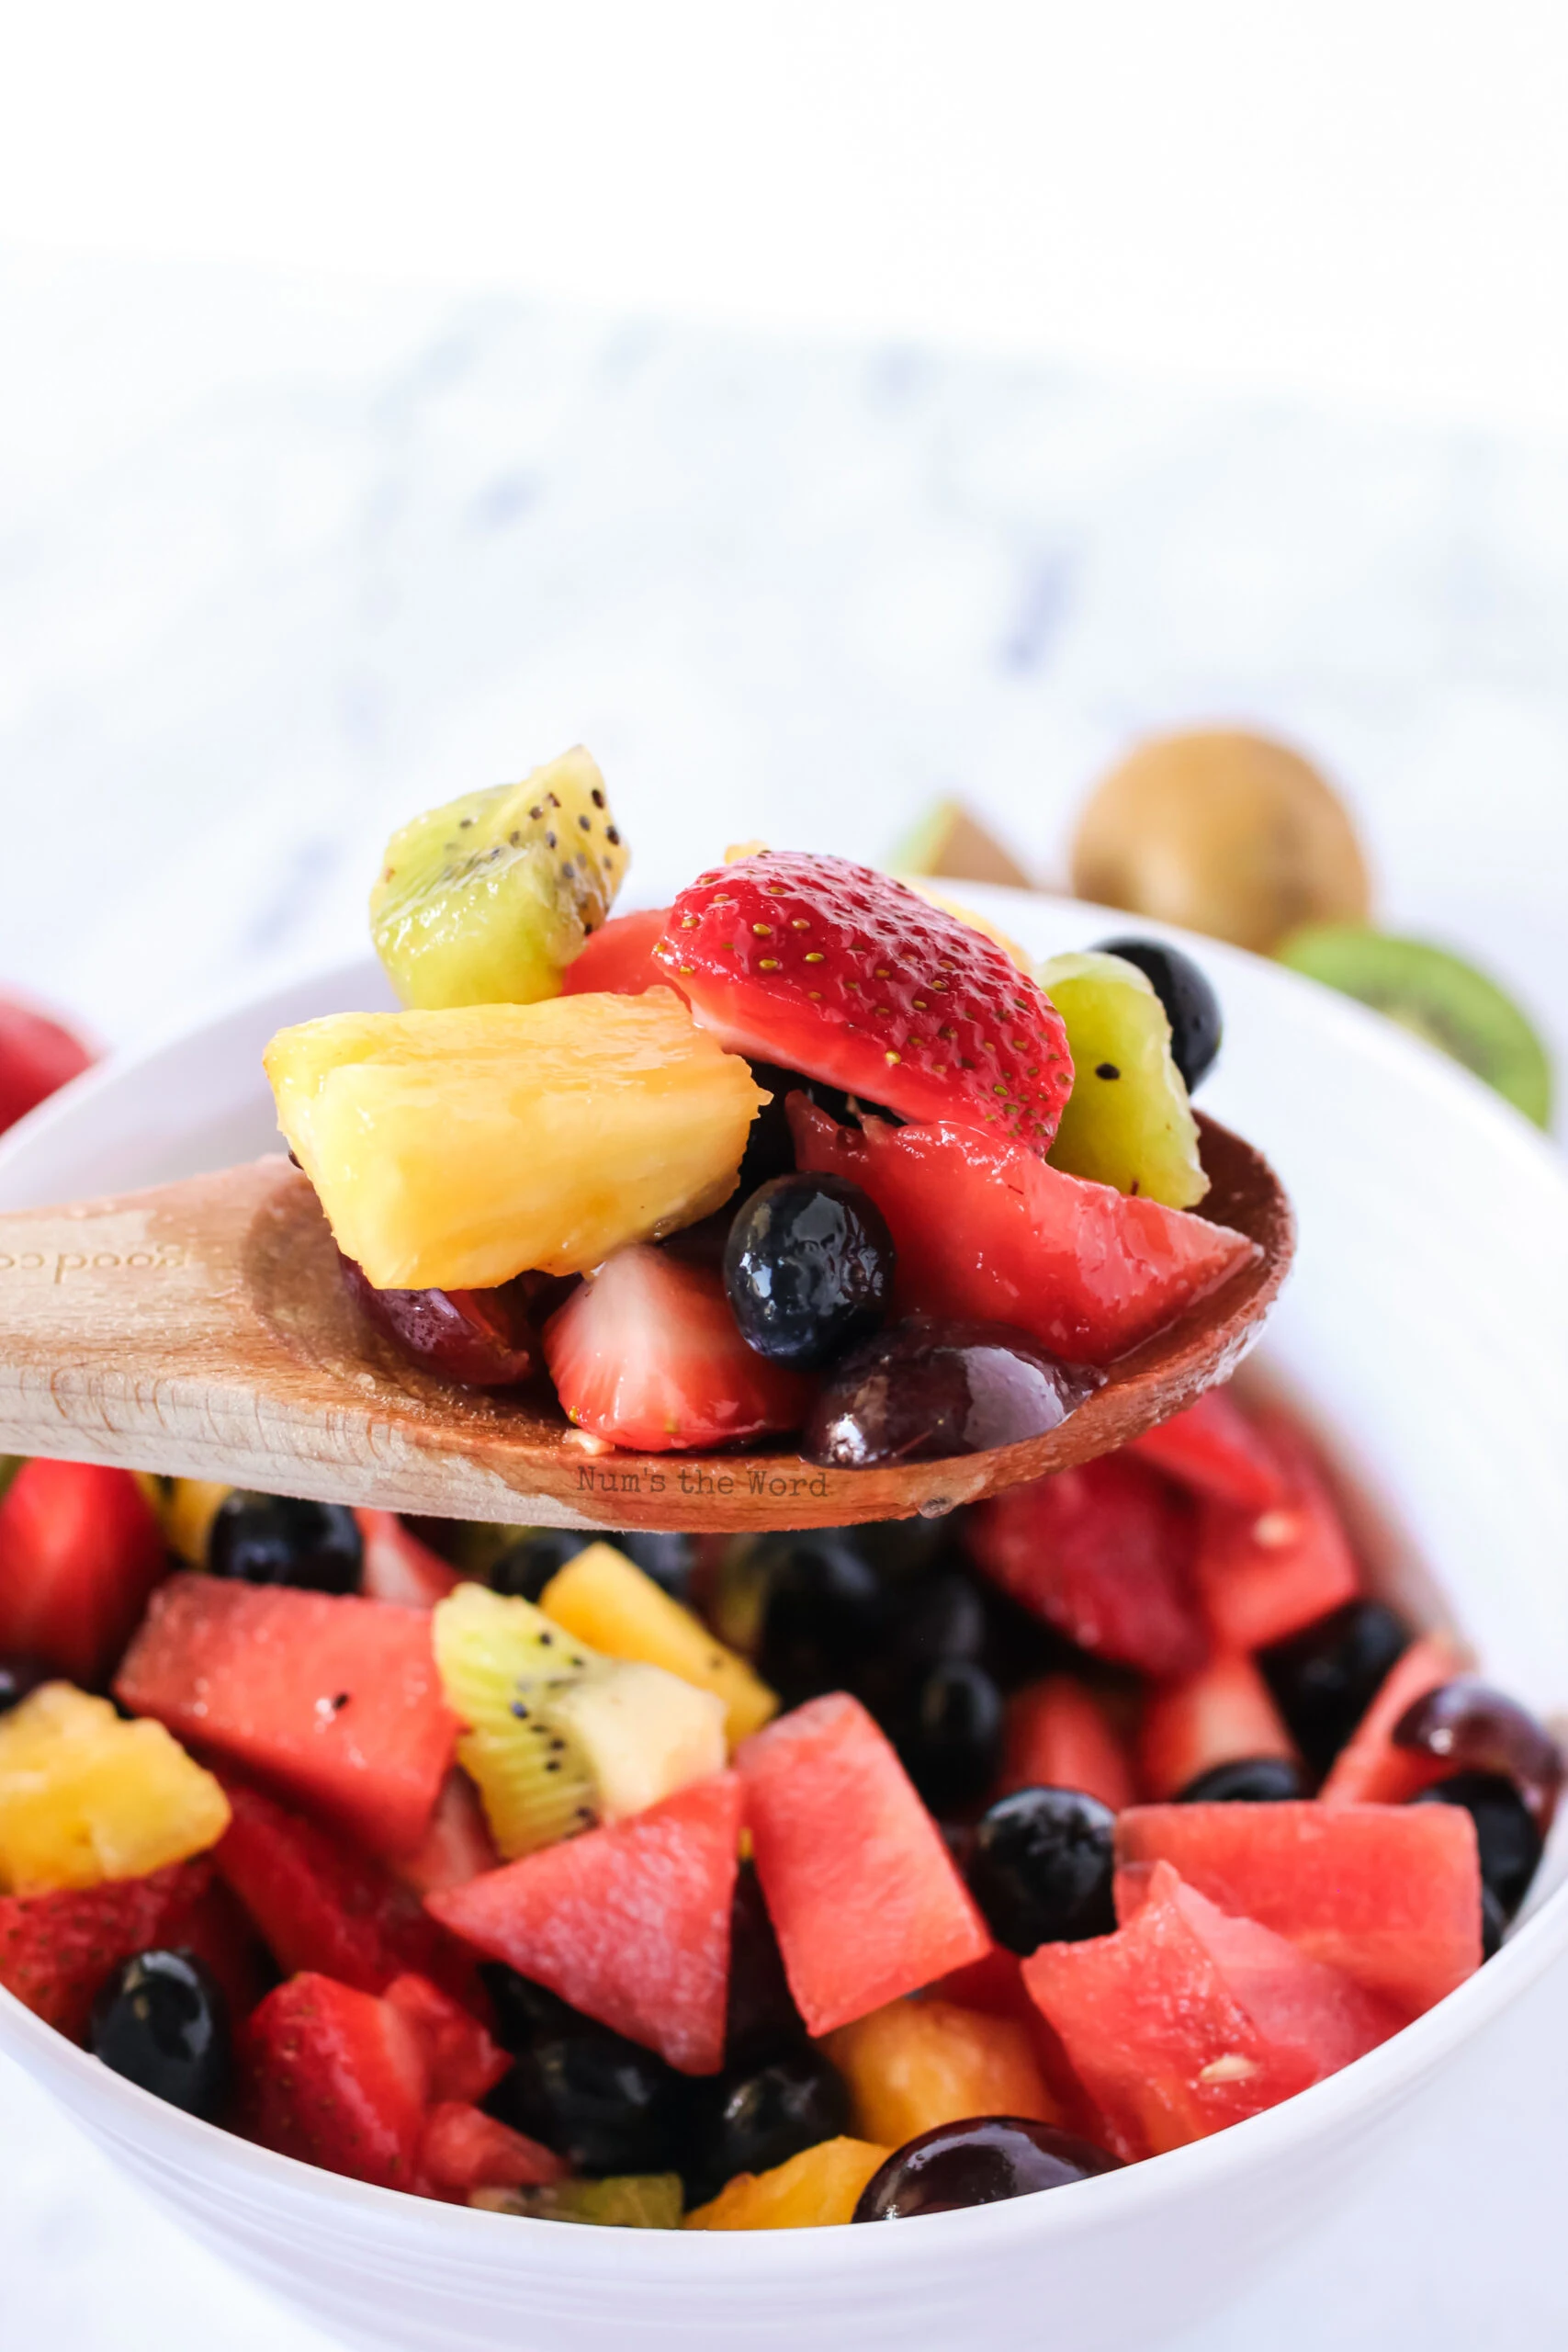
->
540 1543 778 1747
684 2138 892 2230
159 1477 231 1566
0 1684 231 1895
825 1997 1062 2148
265 989 767 1289
1041 950 1208 1209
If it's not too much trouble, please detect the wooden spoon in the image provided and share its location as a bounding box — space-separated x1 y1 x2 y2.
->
0 1114 1292 1532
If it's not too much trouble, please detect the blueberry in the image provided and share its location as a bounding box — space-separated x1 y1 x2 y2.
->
1259 1600 1412 1776
207 1494 362 1593
724 1860 805 2069
486 2012 693 2176
1177 1756 1307 1804
88 1949 231 2119
966 1787 1118 1954
491 1526 696 1602
853 2117 1120 2219
612 1532 697 1601
1482 1886 1507 1961
724 1174 895 1370
1093 937 1223 1092
1412 1772 1544 1920
751 1532 887 1708
892 1658 1006 1815
0 1654 49 1715
687 2046 849 2206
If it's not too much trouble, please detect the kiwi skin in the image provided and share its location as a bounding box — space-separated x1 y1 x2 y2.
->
1278 923 1553 1129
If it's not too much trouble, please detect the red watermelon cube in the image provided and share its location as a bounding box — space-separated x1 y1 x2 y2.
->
428 1772 743 2075
1116 1801 1483 2018
115 1573 456 1859
736 1693 991 2038
1001 1675 1136 1812
1193 1413 1359 1653
1128 1389 1289 1513
1137 1650 1297 1801
1317 1633 1463 1805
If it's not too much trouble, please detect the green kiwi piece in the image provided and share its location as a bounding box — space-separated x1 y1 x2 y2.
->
471 2175 684 2228
1277 924 1552 1128
369 746 630 1009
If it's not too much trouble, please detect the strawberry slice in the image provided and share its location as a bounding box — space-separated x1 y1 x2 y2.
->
418 2101 563 2200
542 1245 810 1452
657 852 1074 1152
245 1972 430 2190
0 995 95 1135
0 1461 169 1689
355 1510 458 1610
561 907 674 997
382 1972 509 2102
392 1769 499 1896
0 1857 214 2040
1137 1651 1298 1801
999 1675 1136 1812
966 1454 1207 1680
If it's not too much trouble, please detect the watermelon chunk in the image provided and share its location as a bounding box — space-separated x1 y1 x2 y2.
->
1137 1651 1297 1801
966 1455 1206 1680
736 1694 990 2038
1116 1801 1483 2017
1194 1414 1360 1653
0 1460 168 1689
790 1099 1258 1364
418 2100 564 2201
1128 1389 1289 1513
1022 1860 1318 2159
1317 1634 1463 1805
1000 1676 1136 1812
0 1857 213 2041
559 908 674 999
428 1772 742 2075
245 1971 430 2190
115 1573 456 1859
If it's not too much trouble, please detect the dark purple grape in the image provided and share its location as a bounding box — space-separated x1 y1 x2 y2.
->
208 1494 361 1592
752 1532 886 1707
1178 1756 1306 1804
853 2116 1120 2220
1482 1886 1506 1960
0 1654 49 1715
724 1174 895 1370
1393 1679 1563 1834
688 2046 849 2205
1093 938 1222 1093
805 1316 1100 1469
1259 1600 1411 1775
89 1950 231 2119
340 1255 536 1386
965 1787 1118 1954
725 1860 804 2067
893 1659 1006 1814
1412 1772 1544 1918
485 2007 693 2175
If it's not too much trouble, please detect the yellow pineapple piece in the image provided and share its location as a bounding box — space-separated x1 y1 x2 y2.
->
825 1996 1062 2149
265 989 767 1290
158 1477 232 1566
683 2137 892 2230
540 1544 777 1747
0 1684 231 1896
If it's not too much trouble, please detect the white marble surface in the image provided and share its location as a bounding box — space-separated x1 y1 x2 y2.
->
1 249 1566 2346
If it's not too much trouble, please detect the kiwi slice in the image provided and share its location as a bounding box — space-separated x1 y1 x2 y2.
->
471 2175 684 2228
1277 924 1552 1128
370 746 630 1009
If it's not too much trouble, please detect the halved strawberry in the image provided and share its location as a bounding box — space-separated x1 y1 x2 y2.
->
382 1972 509 2102
392 1769 499 1896
561 907 674 997
245 1971 430 2190
0 1460 169 1688
418 2100 563 2200
0 1857 213 2040
657 852 1074 1152
1128 1389 1289 1513
1137 1650 1298 1801
966 1455 1207 1679
0 995 95 1135
1194 1412 1360 1653
999 1675 1136 1812
542 1245 810 1453
356 1510 458 1610
1318 1634 1465 1805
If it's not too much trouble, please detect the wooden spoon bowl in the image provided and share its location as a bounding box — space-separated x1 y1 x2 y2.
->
0 1114 1292 1531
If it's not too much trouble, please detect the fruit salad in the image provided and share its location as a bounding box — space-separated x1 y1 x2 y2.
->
0 1384 1557 2229
262 748 1263 1465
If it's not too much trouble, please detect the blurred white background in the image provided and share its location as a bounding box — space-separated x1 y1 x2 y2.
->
1 4 1566 2345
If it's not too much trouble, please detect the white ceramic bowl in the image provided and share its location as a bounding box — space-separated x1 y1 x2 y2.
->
2 889 1565 2352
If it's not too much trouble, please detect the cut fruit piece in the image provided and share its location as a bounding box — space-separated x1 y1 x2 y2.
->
355 1510 458 1609
790 1100 1258 1365
736 1693 991 2039
1116 1800 1483 2017
115 1575 455 1860
432 1581 727 1857
1039 951 1208 1209
420 2101 564 2200
0 1856 213 2040
1022 1864 1316 2161
542 1246 810 1453
428 1772 743 2075
392 1770 499 1896
891 799 1033 891
1276 923 1552 1130
966 1456 1206 1680
0 1683 229 1896
1194 1412 1360 1653
902 885 1033 972
0 994 96 1134
1114 1865 1403 2072
684 2136 892 2230
559 907 673 997
369 746 630 1011
539 1543 778 1745
1317 1634 1464 1805
213 1779 473 1999
658 851 1074 1152
1127 1390 1288 1514
474 2174 683 2227
0 1460 168 1689
246 1972 430 2190
266 990 766 1291
158 1477 232 1567
382 1973 509 2103
999 1677 1136 1813
825 1996 1061 2148
1138 1653 1297 1804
